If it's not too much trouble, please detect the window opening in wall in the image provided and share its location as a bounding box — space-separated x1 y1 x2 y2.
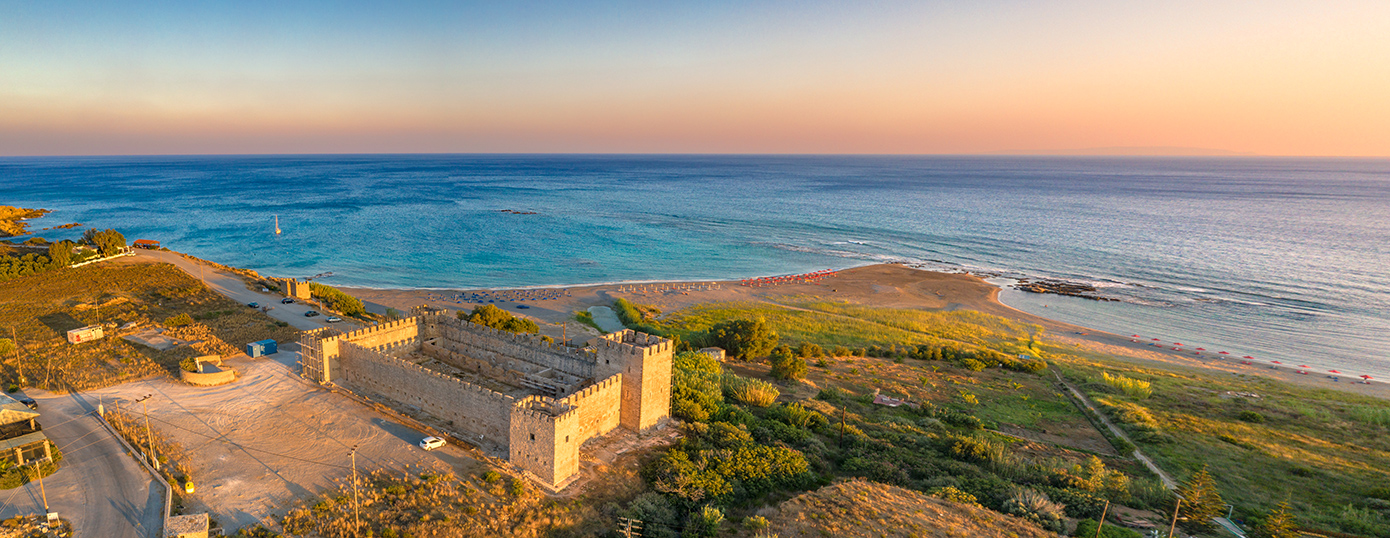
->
565 435 569 442
530 433 535 440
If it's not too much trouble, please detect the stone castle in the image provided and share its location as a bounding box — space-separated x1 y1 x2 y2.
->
298 314 672 489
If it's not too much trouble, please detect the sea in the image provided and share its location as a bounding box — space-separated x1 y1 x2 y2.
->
3 154 1388 379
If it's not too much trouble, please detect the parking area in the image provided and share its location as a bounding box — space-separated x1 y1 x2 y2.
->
76 349 485 532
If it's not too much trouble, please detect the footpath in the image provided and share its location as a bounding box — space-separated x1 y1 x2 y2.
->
1052 371 1245 537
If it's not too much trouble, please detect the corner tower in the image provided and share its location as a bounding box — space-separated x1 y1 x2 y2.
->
593 330 672 432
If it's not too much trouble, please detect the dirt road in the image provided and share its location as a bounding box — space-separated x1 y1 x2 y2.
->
0 392 165 538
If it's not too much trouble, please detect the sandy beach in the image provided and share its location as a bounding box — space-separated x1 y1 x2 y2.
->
341 264 1389 400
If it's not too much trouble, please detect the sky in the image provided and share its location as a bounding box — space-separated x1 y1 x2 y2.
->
2 1 1389 156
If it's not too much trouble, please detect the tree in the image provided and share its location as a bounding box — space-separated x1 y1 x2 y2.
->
83 228 127 256
47 240 74 267
461 304 538 334
769 346 807 381
707 318 777 361
1250 501 1300 538
1176 466 1224 533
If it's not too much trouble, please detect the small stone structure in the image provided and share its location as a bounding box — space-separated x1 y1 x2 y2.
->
179 356 237 386
165 513 209 538
698 347 726 362
270 277 312 300
299 314 672 489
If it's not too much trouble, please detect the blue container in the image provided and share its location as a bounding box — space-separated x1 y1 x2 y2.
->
246 339 278 357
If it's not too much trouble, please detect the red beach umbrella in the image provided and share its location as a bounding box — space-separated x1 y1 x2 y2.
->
1196 347 1206 351
1174 343 1184 346
1298 365 1310 369
1218 351 1230 355
1270 361 1282 364
1152 338 1162 341
1329 370 1341 374
1362 375 1375 380
1243 356 1254 359
1131 335 1140 338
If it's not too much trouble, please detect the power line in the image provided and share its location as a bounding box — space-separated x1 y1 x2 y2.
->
136 411 351 470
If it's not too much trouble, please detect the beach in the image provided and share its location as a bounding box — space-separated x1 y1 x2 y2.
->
342 263 1390 400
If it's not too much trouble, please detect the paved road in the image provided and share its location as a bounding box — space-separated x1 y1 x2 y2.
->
0 391 164 538
133 250 359 332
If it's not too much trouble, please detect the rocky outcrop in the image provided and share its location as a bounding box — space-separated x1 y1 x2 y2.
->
1015 280 1119 301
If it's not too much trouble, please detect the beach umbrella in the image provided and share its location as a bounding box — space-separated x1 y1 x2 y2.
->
1298 365 1310 369
1218 351 1230 355
1152 338 1161 341
1329 370 1341 374
1243 356 1255 359
1174 343 1184 346
1270 361 1282 364
1362 375 1374 380
1131 335 1140 338
1196 347 1206 351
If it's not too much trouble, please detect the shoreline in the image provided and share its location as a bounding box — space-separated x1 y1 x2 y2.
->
339 263 1387 400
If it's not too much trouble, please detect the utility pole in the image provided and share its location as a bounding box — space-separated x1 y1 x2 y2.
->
350 444 361 534
11 326 23 385
1094 499 1109 538
1167 497 1182 538
616 517 643 538
838 405 846 447
135 394 158 470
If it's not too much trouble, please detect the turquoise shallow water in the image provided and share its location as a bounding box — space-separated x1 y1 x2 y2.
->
4 154 1389 378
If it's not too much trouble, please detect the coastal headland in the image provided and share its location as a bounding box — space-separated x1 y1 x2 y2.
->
342 263 1388 400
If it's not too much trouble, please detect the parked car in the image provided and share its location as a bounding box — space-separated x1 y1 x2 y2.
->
18 398 37 410
304 310 320 317
247 302 259 308
326 317 342 323
419 436 446 450
281 298 294 304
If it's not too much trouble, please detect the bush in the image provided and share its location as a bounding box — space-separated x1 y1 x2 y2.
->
770 349 807 381
796 343 824 358
1074 519 1143 538
708 318 778 360
672 352 724 422
723 375 779 407
930 486 980 505
686 505 724 538
1102 372 1153 399
830 345 851 357
460 304 538 334
1003 488 1065 533
948 435 1006 465
481 470 500 484
1238 410 1266 423
179 358 199 373
308 282 366 317
165 313 193 327
960 358 986 372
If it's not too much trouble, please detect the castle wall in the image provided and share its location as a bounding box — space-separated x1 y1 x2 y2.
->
437 319 596 379
509 403 568 486
556 374 623 443
593 330 674 431
340 342 515 448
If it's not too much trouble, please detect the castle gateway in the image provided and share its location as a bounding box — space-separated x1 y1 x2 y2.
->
298 314 672 489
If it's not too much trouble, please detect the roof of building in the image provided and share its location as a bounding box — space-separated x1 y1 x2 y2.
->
0 430 49 452
0 393 40 426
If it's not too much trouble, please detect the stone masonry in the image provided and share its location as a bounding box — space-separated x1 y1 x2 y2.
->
299 314 672 489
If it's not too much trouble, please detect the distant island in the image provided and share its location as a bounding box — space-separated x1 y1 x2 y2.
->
989 146 1260 156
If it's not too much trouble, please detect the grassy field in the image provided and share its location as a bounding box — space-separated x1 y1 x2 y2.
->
0 261 299 392
659 298 1042 354
1051 347 1390 536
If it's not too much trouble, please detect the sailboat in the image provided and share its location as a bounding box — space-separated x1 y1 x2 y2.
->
274 215 282 235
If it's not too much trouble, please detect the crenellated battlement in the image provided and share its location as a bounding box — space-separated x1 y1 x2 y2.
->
310 312 667 490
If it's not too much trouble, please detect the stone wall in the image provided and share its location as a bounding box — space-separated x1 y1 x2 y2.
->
340 342 515 448
593 330 674 431
179 367 236 386
437 321 596 379
509 401 565 486
556 373 623 444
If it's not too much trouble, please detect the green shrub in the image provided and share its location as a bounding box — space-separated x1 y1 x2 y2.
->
1238 410 1266 423
796 343 824 358
707 318 778 360
770 350 807 381
672 352 724 422
1003 488 1065 533
308 282 366 316
1073 519 1142 538
165 313 193 327
481 470 500 484
723 375 779 407
948 435 1006 465
179 358 199 373
509 477 526 496
930 486 980 505
830 345 851 357
960 358 986 372
459 304 538 334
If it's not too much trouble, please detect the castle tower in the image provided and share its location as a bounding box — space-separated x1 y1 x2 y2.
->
593 330 673 431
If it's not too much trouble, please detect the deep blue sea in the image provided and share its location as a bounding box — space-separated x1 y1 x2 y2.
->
4 154 1389 379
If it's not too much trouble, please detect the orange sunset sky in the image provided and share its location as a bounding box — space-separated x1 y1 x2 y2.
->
2 1 1388 156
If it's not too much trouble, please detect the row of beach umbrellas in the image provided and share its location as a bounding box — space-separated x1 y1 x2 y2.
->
1129 334 1374 382
741 269 839 287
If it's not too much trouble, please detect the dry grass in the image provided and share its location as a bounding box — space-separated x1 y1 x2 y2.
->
744 479 1059 538
0 261 298 391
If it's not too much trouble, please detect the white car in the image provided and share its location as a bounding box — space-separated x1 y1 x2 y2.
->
418 436 446 450
326 317 342 323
